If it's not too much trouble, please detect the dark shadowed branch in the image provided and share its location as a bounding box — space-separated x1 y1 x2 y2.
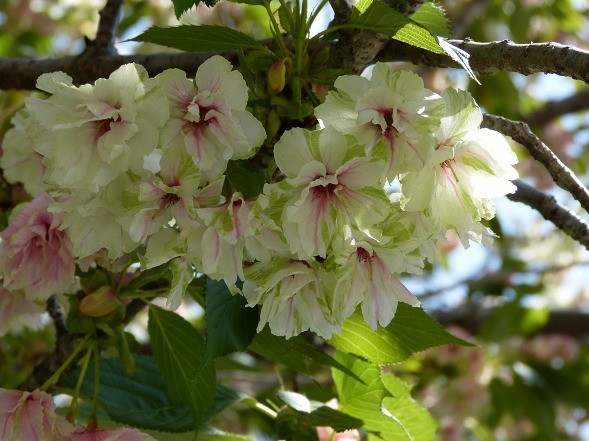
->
433 306 589 338
507 179 589 250
524 89 589 127
482 114 589 213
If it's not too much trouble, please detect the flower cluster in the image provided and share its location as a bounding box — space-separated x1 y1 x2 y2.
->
0 59 518 339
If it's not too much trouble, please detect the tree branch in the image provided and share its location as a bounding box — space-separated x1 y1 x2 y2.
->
327 0 352 25
507 179 589 250
3 38 589 90
524 89 589 127
376 39 589 84
434 306 589 338
90 0 124 55
482 114 589 213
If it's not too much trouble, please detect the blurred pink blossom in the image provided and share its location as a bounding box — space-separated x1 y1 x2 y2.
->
0 193 76 301
0 286 44 336
0 388 72 441
57 426 156 441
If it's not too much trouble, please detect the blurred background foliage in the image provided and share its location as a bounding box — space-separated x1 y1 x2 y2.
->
1 0 589 439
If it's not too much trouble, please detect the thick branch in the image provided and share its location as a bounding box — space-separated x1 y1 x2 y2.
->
327 0 352 25
3 38 589 90
376 39 589 84
507 179 589 250
524 89 589 127
482 114 589 213
326 30 390 74
434 306 589 338
0 51 240 90
91 0 124 54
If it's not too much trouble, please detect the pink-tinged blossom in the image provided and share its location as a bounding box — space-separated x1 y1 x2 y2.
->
334 237 420 329
315 64 445 179
57 426 155 441
0 194 75 301
196 193 255 293
25 64 169 197
0 286 44 336
0 388 73 441
243 259 339 339
157 56 265 183
273 127 390 259
121 147 224 243
401 89 518 247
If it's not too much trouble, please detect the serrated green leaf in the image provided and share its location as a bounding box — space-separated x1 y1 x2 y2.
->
411 2 450 38
333 352 436 441
130 25 266 52
171 0 199 19
347 0 444 54
329 303 473 364
148 305 216 427
60 355 195 432
225 161 266 200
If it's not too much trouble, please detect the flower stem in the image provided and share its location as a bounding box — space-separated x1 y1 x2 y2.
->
66 342 94 422
90 338 101 423
39 334 91 391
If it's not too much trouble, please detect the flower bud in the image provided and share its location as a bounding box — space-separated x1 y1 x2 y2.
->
268 59 287 94
78 287 122 318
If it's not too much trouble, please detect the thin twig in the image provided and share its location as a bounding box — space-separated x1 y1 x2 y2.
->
482 114 589 214
91 0 124 54
507 179 589 250
524 89 589 127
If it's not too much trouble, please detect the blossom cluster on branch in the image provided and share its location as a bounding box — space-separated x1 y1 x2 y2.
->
1 56 518 340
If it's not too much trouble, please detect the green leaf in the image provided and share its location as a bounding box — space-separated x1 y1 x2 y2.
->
333 352 435 440
329 304 473 364
130 25 266 52
225 161 267 200
148 305 216 427
411 2 451 38
204 278 259 360
249 328 363 382
348 0 444 54
203 384 241 421
248 328 310 373
278 391 364 431
61 355 195 432
171 0 199 19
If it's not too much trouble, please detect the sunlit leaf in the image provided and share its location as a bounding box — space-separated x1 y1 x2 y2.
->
330 304 473 364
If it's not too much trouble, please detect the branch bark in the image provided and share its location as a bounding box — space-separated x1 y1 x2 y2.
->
3 38 589 90
376 39 589 84
507 179 589 250
482 114 589 213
